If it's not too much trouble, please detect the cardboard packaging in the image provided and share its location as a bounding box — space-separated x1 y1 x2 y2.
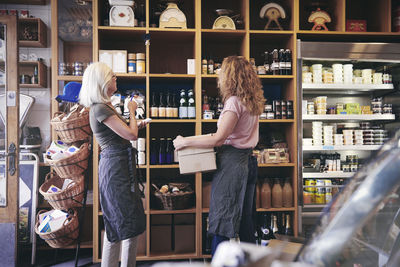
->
151 225 172 253
202 181 212 208
187 59 195 74
177 136 217 175
137 231 146 256
174 225 195 253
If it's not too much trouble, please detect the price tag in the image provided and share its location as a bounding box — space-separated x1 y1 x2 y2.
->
322 145 334 150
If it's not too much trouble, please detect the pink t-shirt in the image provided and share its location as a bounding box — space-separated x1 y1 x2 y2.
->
217 96 259 149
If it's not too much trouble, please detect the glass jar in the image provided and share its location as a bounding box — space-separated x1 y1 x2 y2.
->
136 53 145 74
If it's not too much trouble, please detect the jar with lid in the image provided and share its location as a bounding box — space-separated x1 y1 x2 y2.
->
136 53 145 74
128 53 136 73
202 59 208 74
383 104 393 114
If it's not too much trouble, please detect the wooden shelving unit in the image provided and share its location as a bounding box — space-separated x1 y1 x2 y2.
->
19 61 47 88
18 18 47 48
47 0 400 262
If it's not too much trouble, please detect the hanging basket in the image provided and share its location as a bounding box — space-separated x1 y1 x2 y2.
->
45 142 90 179
35 209 79 248
50 111 92 143
39 172 85 210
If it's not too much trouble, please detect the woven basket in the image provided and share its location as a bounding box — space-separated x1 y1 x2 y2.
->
35 209 79 248
152 183 194 210
39 172 85 210
45 142 90 179
51 111 92 143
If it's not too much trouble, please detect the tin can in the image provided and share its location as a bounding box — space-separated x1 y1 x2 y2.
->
325 179 332 203
304 179 316 204
315 188 326 204
315 179 325 204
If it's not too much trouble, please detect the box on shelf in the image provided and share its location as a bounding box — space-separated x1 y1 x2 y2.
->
151 225 172 253
174 224 195 253
187 59 195 74
346 20 367 32
99 50 127 73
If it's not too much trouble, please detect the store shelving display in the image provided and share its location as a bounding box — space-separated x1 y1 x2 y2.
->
298 39 400 238
43 0 400 262
303 114 395 121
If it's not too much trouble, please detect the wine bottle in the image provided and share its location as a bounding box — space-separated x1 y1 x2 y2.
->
188 89 195 119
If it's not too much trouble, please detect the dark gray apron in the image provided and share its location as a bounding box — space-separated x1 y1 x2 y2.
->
208 145 253 238
99 144 146 242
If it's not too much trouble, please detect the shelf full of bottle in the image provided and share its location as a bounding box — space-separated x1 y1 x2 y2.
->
201 48 292 77
303 153 363 176
150 89 196 120
201 211 294 254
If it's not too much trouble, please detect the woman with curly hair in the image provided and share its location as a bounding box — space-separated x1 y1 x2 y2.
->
173 56 265 256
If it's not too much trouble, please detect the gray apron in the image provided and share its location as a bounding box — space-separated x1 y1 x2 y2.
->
99 144 146 242
208 145 253 238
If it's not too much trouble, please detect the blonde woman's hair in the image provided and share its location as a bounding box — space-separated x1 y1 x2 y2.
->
217 56 266 115
79 62 113 107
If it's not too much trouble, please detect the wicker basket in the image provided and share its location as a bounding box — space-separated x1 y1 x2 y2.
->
45 142 90 179
35 209 79 248
39 172 85 210
152 183 194 210
50 111 92 143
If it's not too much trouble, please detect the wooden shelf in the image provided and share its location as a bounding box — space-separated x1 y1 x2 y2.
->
149 209 196 214
149 164 179 169
259 119 295 123
150 119 196 123
57 75 82 81
19 18 47 48
256 207 296 212
144 253 198 261
149 74 196 78
258 163 295 167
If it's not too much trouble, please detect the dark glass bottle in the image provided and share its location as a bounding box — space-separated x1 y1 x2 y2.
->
202 92 210 112
260 213 273 246
150 92 159 118
179 89 188 119
271 49 279 75
172 93 179 118
166 92 174 119
278 49 285 75
158 138 166 164
285 49 292 75
215 97 223 119
166 138 173 164
263 51 270 75
284 214 293 236
159 92 166 118
150 138 158 165
272 214 279 235
205 216 212 254
188 89 195 119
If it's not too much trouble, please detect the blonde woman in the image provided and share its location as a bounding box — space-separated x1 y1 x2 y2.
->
79 62 147 267
173 56 265 256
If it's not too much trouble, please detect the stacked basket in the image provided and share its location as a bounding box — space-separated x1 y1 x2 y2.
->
36 106 91 248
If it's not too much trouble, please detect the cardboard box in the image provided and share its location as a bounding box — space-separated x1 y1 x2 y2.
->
178 146 216 174
151 225 172 253
174 225 195 253
187 59 195 74
137 231 146 256
202 181 212 208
